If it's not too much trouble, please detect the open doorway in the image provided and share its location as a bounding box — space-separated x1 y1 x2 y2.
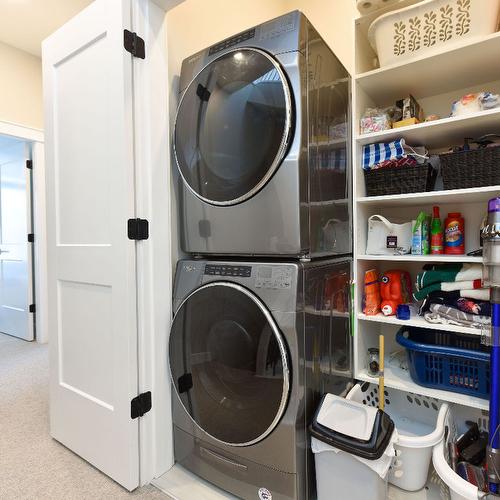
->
0 134 35 341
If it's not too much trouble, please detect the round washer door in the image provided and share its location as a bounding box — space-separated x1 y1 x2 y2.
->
169 282 290 446
173 48 293 206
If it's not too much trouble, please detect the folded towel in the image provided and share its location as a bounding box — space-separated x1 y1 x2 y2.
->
418 290 491 316
413 279 483 301
424 303 491 329
461 289 491 301
416 263 483 290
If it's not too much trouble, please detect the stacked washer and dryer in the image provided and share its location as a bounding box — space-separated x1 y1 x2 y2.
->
169 11 353 500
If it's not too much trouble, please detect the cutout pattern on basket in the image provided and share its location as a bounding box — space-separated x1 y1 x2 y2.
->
392 0 471 57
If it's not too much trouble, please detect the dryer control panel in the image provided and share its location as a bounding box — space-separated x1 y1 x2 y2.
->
204 264 251 277
255 266 292 289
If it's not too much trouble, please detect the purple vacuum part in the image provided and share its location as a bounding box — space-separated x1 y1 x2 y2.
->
489 197 500 213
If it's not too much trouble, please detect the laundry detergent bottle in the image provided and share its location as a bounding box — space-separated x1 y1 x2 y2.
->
444 212 465 254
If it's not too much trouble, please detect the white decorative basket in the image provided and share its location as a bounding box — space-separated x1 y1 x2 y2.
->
368 0 500 67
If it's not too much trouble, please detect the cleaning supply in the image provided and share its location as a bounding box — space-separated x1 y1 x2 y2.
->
363 269 381 315
380 270 412 316
444 212 465 254
379 335 384 411
396 304 410 320
411 212 430 255
430 206 444 254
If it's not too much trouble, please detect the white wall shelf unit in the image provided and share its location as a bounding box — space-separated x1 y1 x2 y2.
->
356 367 489 411
352 8 500 414
356 32 500 103
356 108 500 149
358 312 482 337
357 186 500 206
357 254 483 263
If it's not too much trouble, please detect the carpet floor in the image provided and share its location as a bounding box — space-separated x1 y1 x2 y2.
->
0 333 170 500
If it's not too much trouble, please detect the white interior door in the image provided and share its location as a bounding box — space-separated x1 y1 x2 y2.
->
43 0 140 490
0 137 34 341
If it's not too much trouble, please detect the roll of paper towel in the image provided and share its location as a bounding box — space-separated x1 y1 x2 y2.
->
356 0 399 15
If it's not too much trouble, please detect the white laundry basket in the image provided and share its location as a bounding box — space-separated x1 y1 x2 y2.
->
368 0 500 67
432 405 488 500
347 382 448 491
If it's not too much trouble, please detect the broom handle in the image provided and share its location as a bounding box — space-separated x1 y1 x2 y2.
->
379 334 385 411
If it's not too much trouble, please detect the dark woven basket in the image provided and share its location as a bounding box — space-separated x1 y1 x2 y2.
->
364 162 436 197
439 145 500 190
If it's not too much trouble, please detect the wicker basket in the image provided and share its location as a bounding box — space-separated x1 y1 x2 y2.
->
364 162 436 197
440 145 500 190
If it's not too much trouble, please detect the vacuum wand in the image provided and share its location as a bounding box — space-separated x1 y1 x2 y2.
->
483 197 500 494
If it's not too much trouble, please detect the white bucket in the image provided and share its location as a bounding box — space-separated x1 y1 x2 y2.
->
347 383 448 491
311 436 387 500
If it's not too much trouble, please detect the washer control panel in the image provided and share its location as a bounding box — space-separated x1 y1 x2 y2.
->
255 266 292 289
204 264 251 277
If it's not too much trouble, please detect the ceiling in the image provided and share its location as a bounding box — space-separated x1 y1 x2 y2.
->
0 0 93 56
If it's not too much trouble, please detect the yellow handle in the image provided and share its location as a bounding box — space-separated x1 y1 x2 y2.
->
379 334 385 411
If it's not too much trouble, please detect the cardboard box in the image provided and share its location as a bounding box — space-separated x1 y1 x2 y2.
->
393 117 420 128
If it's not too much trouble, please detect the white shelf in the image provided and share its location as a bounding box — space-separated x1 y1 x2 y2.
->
357 254 483 263
357 185 500 206
357 365 488 411
355 31 500 102
356 108 500 149
358 312 482 336
352 15 495 416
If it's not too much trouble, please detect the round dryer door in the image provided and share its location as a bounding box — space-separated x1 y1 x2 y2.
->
173 48 293 206
169 282 290 446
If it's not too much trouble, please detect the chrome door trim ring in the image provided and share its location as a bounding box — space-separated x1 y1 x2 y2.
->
169 281 290 447
173 47 294 207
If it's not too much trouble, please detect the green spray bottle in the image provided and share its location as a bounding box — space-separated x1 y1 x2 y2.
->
431 206 444 254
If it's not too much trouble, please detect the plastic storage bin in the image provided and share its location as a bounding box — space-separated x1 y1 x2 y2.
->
310 393 395 500
396 326 490 399
347 382 448 491
368 0 500 67
432 404 488 500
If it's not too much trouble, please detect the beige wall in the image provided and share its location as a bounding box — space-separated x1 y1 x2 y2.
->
286 0 356 73
0 42 43 129
166 0 356 100
166 0 288 109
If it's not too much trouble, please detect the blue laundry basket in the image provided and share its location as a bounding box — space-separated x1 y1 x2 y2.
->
396 326 490 399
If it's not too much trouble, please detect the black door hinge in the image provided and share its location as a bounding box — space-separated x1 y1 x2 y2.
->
29 304 36 313
27 233 34 243
131 391 152 419
124 29 145 59
26 160 33 169
128 218 149 240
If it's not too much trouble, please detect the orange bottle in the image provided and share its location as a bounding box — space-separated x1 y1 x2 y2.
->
444 212 465 255
380 270 412 316
363 269 381 316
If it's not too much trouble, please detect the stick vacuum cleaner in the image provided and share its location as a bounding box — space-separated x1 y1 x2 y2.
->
483 197 500 494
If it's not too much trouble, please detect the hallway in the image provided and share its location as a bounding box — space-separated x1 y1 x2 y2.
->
0 334 168 499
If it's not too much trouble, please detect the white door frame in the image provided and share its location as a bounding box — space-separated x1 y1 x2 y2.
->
132 0 180 485
0 120 47 344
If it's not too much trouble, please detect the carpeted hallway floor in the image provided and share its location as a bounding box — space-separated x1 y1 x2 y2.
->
0 333 170 500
